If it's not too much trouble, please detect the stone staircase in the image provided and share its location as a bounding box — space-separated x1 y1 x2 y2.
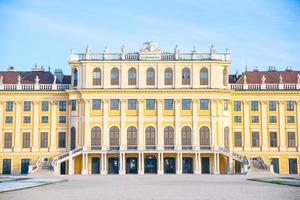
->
28 157 54 176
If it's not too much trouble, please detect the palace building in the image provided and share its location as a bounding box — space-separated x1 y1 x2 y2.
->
0 42 299 175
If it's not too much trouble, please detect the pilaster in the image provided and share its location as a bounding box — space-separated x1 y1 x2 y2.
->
138 100 144 150
261 101 268 151
0 102 3 151
279 100 286 151
243 101 251 151
175 99 181 150
32 101 40 152
210 99 217 148
297 101 300 151
50 100 57 151
192 99 199 149
120 99 127 150
84 100 91 147
102 99 109 150
14 101 21 151
157 99 163 150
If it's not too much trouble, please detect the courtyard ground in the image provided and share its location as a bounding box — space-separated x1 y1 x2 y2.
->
0 175 299 200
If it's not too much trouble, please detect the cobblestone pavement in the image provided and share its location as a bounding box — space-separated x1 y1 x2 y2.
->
1 175 299 200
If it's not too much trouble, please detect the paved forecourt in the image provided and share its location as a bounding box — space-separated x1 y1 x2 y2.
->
1 175 299 200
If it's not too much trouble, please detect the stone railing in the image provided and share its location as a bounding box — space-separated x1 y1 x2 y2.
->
0 84 71 91
70 52 230 62
230 83 300 91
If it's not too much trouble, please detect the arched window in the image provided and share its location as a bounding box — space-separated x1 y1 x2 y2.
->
182 68 190 85
111 68 119 85
91 126 101 147
200 126 210 147
127 126 137 148
181 126 192 149
93 68 101 86
223 68 228 86
128 68 137 85
73 69 78 87
164 68 173 85
146 68 155 86
109 126 119 149
164 126 174 149
200 68 208 85
145 126 155 148
224 127 229 149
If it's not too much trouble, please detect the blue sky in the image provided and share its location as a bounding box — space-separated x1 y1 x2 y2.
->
0 0 300 74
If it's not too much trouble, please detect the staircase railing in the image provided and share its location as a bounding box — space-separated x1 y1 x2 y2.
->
28 157 43 173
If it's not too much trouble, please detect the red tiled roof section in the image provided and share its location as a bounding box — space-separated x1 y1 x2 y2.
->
0 71 71 84
235 71 300 84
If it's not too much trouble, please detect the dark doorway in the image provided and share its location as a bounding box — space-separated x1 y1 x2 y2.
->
108 157 119 174
182 157 193 174
70 127 76 150
92 157 100 174
201 157 210 174
21 158 30 174
235 160 241 174
144 155 157 174
271 158 280 174
2 159 11 174
126 157 138 174
289 158 298 174
164 157 175 174
60 161 66 175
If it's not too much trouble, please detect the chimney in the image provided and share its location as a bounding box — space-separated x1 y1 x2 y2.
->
54 68 64 83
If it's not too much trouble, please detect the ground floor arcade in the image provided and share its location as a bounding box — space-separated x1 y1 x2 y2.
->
57 152 243 175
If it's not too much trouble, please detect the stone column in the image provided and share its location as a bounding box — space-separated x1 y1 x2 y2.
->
198 153 202 174
192 99 199 150
158 153 164 174
69 157 74 175
138 153 144 174
157 99 163 150
261 101 268 151
119 153 125 175
228 157 233 174
211 100 217 148
32 101 40 152
194 153 199 174
82 153 88 175
14 101 21 151
243 101 251 151
120 99 127 150
78 100 83 147
176 152 182 174
214 153 220 174
279 101 286 151
0 102 3 151
102 99 109 150
50 101 57 151
138 100 144 150
101 153 107 175
84 100 91 148
218 100 223 147
297 101 300 151
175 99 181 150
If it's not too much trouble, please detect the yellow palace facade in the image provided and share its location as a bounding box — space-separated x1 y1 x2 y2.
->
0 42 299 175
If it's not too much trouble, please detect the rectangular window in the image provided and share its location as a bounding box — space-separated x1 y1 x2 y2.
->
287 132 296 148
270 132 277 147
234 132 242 147
286 101 294 111
41 101 49 111
40 132 48 148
288 158 298 174
23 101 31 111
182 99 191 110
287 116 295 123
92 99 101 110
224 100 228 111
6 101 13 112
71 100 76 111
23 116 31 124
4 132 12 148
58 132 66 148
146 99 156 110
269 116 277 123
22 132 30 148
128 99 137 110
251 132 260 147
110 99 120 110
41 116 48 123
251 116 259 123
200 99 209 110
234 101 241 111
59 116 66 123
251 101 259 111
234 116 242 123
5 116 13 124
59 101 67 111
269 101 277 111
164 99 173 110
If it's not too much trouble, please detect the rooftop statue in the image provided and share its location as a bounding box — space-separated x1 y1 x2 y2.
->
140 41 160 53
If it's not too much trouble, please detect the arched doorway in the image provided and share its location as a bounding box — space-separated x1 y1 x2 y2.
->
182 157 193 174
70 127 76 150
144 155 157 174
126 157 138 174
164 157 176 174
